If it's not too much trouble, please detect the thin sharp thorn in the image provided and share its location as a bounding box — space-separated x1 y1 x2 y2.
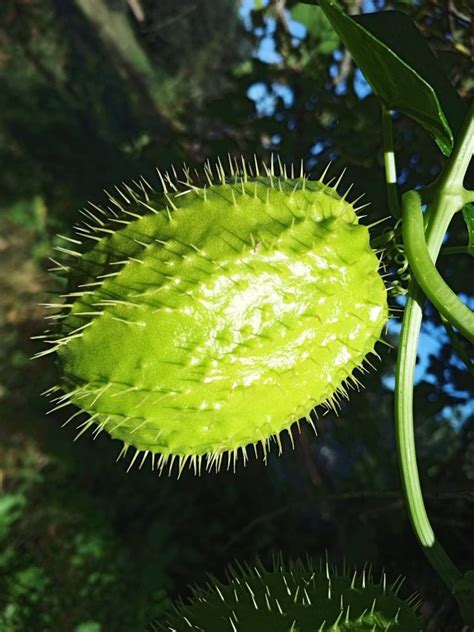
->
227 153 235 177
105 192 125 212
88 202 108 219
48 258 68 271
240 156 248 183
141 176 154 191
138 199 159 214
54 246 82 258
367 215 391 229
138 180 150 201
217 156 226 184
115 185 130 204
58 234 82 245
355 202 371 212
164 193 178 211
253 154 260 177
61 409 84 428
156 169 168 193
277 155 284 176
342 182 354 200
319 161 332 183
165 172 178 191
139 450 149 469
74 413 99 440
351 192 366 206
203 162 213 186
126 448 141 472
334 167 347 190
182 163 192 184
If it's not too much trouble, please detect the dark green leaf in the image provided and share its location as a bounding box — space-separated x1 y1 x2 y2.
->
355 11 466 142
319 0 465 155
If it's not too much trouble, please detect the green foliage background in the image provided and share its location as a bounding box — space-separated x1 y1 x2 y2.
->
0 1 472 630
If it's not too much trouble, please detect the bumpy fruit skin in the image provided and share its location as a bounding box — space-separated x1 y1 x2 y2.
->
159 560 420 631
45 166 387 470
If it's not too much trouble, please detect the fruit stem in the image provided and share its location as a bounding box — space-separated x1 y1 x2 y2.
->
382 106 400 219
395 107 473 595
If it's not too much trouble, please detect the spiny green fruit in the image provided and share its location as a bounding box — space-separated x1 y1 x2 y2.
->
158 559 420 631
39 158 388 474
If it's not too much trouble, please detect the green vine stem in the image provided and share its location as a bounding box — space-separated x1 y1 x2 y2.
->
395 106 474 606
402 190 474 342
382 106 401 219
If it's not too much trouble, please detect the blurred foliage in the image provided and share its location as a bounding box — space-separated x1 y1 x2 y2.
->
0 0 472 630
